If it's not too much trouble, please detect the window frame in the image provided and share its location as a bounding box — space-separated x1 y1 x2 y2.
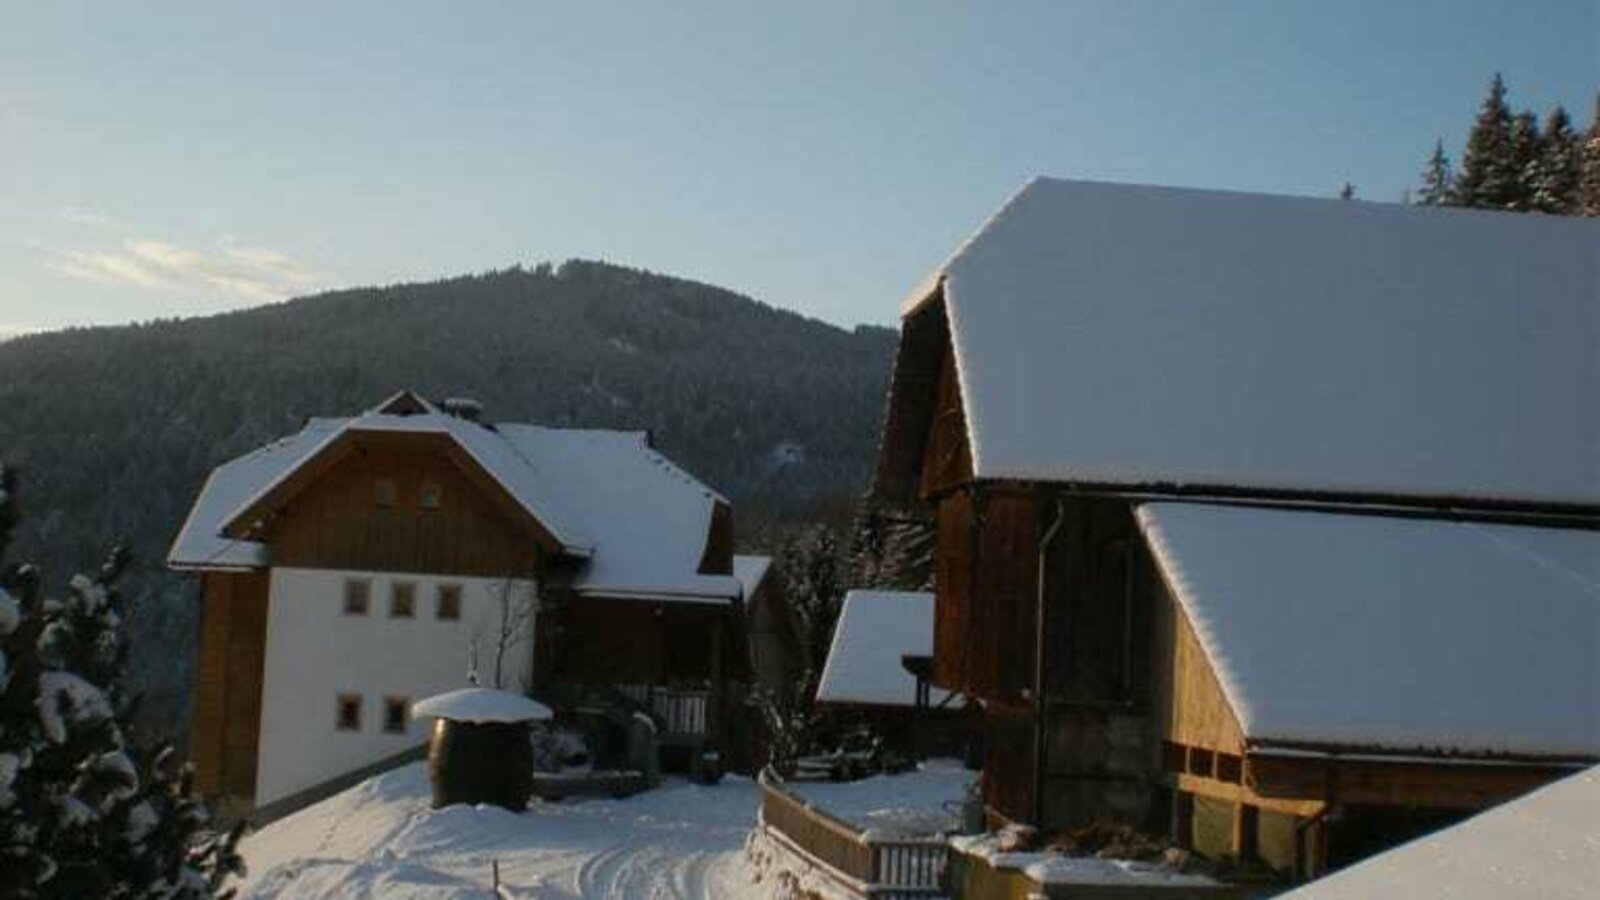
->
382 696 409 734
436 583 463 621
343 579 371 616
374 477 397 509
336 693 362 731
390 581 417 618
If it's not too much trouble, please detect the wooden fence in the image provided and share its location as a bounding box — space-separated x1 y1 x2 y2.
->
758 767 949 899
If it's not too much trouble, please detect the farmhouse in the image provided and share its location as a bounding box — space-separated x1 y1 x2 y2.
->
170 391 762 814
872 178 1600 878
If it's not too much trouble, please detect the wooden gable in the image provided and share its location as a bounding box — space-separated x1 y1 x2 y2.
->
233 429 558 577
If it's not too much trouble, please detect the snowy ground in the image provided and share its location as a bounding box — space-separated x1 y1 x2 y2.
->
237 763 776 900
786 758 975 837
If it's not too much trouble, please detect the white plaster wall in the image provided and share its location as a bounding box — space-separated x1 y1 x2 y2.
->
255 567 536 805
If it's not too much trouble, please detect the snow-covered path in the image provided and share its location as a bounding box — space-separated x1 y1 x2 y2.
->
238 764 776 900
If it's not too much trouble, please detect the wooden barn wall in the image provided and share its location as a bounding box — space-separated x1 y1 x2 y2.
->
1042 498 1152 706
190 571 270 804
697 501 734 575
1155 585 1247 757
539 596 743 686
262 440 541 578
918 341 973 500
932 490 1036 702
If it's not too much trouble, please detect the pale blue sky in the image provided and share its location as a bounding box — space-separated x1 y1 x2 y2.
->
2 1 1594 335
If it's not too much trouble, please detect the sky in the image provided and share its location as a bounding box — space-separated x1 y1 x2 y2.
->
2 1 1595 335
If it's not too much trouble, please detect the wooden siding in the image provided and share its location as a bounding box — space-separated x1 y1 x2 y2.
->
538 594 746 686
872 295 948 504
259 436 543 578
931 489 1036 702
698 500 734 575
918 340 972 500
191 571 270 805
1160 595 1247 758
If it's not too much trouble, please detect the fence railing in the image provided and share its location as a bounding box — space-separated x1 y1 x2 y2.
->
613 684 714 738
758 767 949 899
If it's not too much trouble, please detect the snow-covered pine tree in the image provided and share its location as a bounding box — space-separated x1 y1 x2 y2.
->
1456 73 1519 210
1505 109 1543 211
1414 140 1456 206
1527 106 1582 215
1580 95 1600 217
0 465 243 899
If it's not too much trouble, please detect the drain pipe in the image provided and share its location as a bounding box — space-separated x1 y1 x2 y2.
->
1032 495 1067 827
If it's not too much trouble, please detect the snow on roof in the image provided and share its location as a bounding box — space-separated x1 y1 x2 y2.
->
167 418 344 570
732 555 772 600
1136 502 1600 758
411 687 552 723
169 397 737 601
816 590 947 707
911 177 1600 506
1278 765 1600 900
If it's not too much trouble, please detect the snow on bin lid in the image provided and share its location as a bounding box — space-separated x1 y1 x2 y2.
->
411 688 553 723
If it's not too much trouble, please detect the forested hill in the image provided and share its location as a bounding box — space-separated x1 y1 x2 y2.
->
0 260 896 727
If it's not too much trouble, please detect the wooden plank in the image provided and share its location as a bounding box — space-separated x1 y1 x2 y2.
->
1246 752 1577 809
264 435 543 578
1173 773 1326 819
917 339 973 500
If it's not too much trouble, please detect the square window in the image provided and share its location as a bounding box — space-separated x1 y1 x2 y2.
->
419 481 442 510
436 584 462 621
391 582 416 618
374 478 397 508
343 579 371 616
384 697 409 734
336 693 362 731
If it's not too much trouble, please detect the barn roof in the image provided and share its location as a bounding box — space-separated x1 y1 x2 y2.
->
816 590 948 707
1277 765 1599 899
887 177 1599 508
1136 502 1600 760
168 394 739 601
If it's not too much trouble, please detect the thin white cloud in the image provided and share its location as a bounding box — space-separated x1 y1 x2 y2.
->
58 206 118 229
47 237 325 302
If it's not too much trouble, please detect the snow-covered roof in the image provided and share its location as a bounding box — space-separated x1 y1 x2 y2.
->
816 590 948 707
1278 765 1599 900
907 177 1600 507
732 555 772 601
169 395 738 601
1136 502 1600 759
411 688 552 723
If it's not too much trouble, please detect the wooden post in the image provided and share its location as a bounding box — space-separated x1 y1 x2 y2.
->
1233 802 1259 862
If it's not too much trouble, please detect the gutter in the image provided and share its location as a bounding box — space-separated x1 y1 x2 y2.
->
1032 494 1066 826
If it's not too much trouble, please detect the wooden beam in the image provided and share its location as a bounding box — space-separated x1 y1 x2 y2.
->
1173 773 1326 819
1247 752 1578 810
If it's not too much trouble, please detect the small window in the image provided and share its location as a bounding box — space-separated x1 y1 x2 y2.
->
336 693 362 731
419 481 442 510
436 584 462 621
374 478 397 508
383 696 409 734
390 582 416 618
343 579 371 616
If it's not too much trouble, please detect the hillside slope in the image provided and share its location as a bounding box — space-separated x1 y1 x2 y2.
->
0 260 896 729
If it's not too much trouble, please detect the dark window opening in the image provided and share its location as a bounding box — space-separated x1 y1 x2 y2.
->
343 579 371 616
383 696 409 734
437 584 463 620
391 582 416 618
374 478 397 508
419 481 442 510
336 693 362 731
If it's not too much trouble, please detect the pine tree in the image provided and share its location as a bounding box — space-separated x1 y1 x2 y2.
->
1505 109 1543 211
0 465 243 898
1580 94 1600 217
1456 73 1519 209
1415 140 1456 206
1528 106 1582 214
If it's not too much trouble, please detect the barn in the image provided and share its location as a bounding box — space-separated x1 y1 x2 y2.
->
871 177 1600 879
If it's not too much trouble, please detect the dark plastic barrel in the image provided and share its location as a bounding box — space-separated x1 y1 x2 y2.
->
428 717 534 811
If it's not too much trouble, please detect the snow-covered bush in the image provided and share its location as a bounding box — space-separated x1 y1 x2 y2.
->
0 464 243 898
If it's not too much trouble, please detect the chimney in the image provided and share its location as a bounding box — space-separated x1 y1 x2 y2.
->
441 397 484 423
